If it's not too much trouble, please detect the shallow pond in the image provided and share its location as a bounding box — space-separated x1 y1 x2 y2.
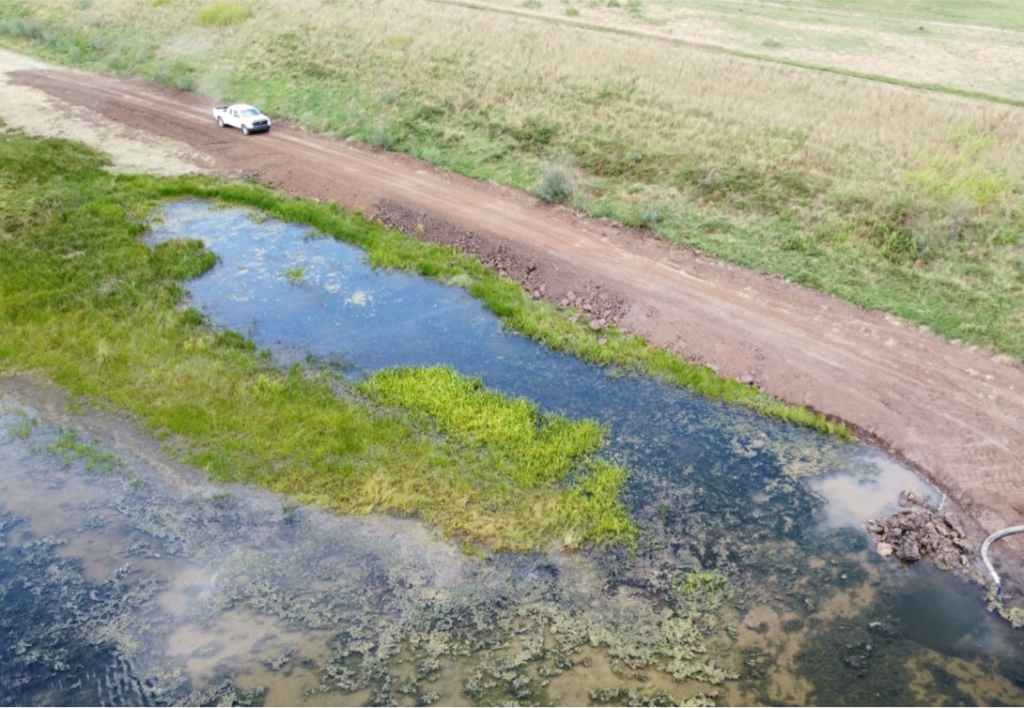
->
3 199 1024 706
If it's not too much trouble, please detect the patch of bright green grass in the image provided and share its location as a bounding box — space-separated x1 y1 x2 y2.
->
195 1 248 27
358 366 636 547
358 366 608 488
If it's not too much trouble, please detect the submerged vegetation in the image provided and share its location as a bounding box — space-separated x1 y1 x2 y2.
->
0 0 1022 360
0 405 738 706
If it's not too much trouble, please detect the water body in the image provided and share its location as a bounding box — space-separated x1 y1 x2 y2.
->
2 199 1023 706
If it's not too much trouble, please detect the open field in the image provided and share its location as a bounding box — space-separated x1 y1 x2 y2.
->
1 0 1023 364
469 0 1024 98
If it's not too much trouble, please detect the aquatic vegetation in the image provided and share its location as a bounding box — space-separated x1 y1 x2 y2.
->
10 410 35 440
0 403 728 705
676 569 729 611
358 366 636 548
43 429 123 475
358 366 608 487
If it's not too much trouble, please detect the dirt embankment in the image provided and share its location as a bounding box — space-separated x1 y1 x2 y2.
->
2 50 1023 566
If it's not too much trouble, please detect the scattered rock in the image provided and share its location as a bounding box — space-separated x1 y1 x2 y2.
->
898 488 935 511
895 538 921 562
866 489 985 584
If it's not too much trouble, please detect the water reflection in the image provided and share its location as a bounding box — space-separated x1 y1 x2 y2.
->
806 452 941 530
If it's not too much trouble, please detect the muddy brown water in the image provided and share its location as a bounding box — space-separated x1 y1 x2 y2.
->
3 201 1024 706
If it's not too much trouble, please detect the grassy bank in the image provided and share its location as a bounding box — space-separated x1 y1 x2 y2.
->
0 128 849 550
0 0 1022 363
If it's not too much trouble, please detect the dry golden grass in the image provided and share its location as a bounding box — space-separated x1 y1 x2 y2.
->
465 0 1024 100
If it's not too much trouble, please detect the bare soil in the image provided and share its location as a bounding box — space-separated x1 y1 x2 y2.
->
4 53 1024 562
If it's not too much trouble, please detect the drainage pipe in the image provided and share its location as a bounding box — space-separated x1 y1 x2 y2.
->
981 525 1024 597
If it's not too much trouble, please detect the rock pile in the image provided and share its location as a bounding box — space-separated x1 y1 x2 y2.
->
866 489 981 581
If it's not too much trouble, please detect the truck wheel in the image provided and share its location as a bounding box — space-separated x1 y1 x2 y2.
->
217 116 225 128
242 125 250 135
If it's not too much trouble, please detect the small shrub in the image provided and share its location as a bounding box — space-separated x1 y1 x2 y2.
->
368 120 394 150
537 165 575 204
195 1 249 27
639 203 663 228
285 266 305 283
173 73 198 92
522 0 542 7
566 7 580 16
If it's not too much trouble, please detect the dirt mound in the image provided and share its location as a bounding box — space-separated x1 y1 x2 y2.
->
375 198 631 328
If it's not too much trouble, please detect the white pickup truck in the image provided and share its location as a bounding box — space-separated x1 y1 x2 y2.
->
212 104 271 135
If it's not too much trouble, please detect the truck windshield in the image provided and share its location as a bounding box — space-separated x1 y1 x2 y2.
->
239 108 260 116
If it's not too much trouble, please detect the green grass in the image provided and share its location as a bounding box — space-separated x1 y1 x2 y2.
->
358 366 608 488
195 2 248 27
358 366 636 547
0 127 640 551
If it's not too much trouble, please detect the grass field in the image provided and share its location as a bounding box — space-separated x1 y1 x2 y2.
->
0 0 1022 364
465 0 1024 98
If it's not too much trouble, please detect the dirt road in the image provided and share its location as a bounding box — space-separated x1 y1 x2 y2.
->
5 55 1024 561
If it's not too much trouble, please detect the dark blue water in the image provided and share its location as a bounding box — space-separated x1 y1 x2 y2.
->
151 201 860 499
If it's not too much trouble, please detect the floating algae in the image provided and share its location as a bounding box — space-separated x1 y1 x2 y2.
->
0 395 732 706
